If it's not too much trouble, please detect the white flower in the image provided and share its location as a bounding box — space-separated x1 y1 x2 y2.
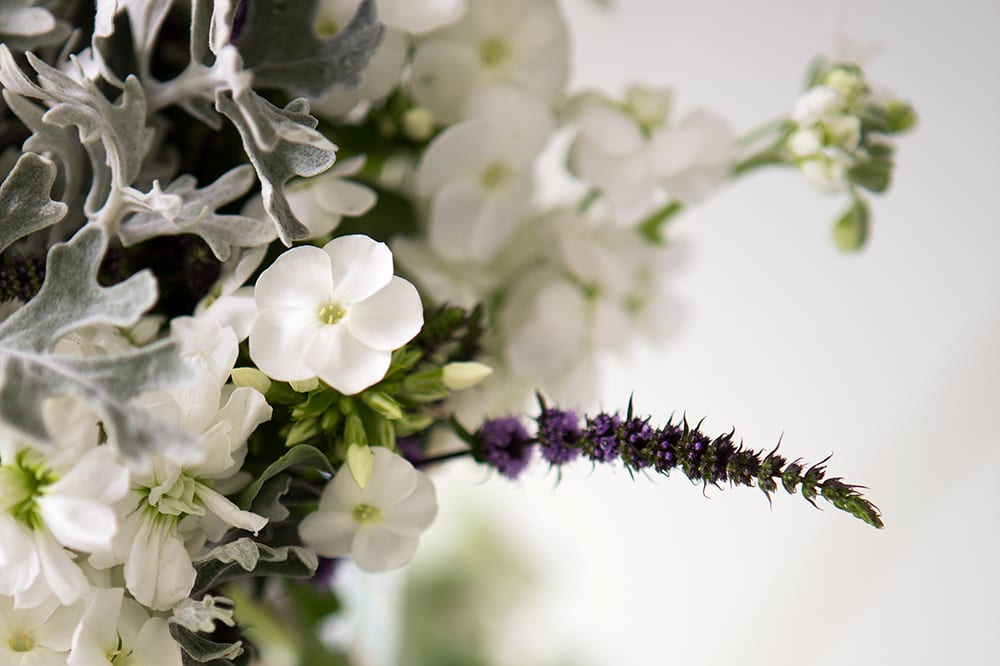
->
70 587 182 666
791 85 845 126
0 592 83 664
416 84 552 262
286 156 377 239
299 447 437 572
0 398 129 608
249 234 423 395
91 317 271 611
649 109 735 203
410 0 568 123
195 246 267 341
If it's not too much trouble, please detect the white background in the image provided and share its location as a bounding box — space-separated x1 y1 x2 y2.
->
405 1 1000 664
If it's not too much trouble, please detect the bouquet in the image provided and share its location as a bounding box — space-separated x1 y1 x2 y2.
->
0 0 914 663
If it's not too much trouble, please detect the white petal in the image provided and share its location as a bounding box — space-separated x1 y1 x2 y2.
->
133 617 183 666
380 474 438 537
345 277 423 351
196 484 268 535
410 41 480 124
427 179 486 262
379 0 465 33
321 464 363 510
350 525 419 572
0 515 38 597
249 308 323 381
69 587 122 660
415 119 496 195
32 529 89 606
324 235 394 304
36 599 84 652
193 386 271 479
313 178 377 218
299 509 357 558
308 325 391 395
44 446 129 507
254 245 334 312
38 496 118 553
124 516 195 611
361 447 418 508
201 290 258 342
466 84 553 168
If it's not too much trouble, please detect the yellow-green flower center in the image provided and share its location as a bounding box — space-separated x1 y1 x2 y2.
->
352 503 381 524
9 629 34 652
318 302 346 325
480 162 512 190
480 37 510 66
0 450 56 530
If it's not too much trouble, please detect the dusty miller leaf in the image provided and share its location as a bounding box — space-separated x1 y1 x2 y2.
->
0 0 71 51
0 152 68 253
120 165 277 261
215 91 335 244
169 624 244 665
192 537 319 597
0 224 197 463
236 0 384 98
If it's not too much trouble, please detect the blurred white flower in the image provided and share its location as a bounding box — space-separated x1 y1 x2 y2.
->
787 81 863 194
0 592 83 663
0 397 129 608
91 317 271 611
410 0 568 123
416 84 552 262
286 156 377 239
299 447 437 572
196 246 267 341
250 235 423 395
70 587 182 666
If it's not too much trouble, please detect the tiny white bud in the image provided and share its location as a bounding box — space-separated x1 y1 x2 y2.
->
402 107 436 142
442 361 494 391
290 377 320 393
787 128 822 157
231 367 272 395
346 443 375 489
625 85 672 130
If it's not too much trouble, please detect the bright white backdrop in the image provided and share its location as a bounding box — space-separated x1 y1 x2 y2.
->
402 1 1000 664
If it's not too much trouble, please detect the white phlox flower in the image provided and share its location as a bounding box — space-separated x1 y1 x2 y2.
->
249 234 424 395
416 84 553 262
567 87 735 223
91 316 271 611
0 592 84 664
410 0 568 123
70 587 182 666
0 397 130 609
286 156 377 239
299 447 438 572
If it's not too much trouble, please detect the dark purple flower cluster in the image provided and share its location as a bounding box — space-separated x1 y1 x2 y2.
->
536 408 582 464
583 413 621 462
475 416 533 479
618 417 656 469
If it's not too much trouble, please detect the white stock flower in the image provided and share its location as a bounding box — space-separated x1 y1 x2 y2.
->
0 593 83 664
70 587 182 666
650 109 735 203
299 447 437 572
249 235 423 395
416 84 552 262
787 83 863 194
195 246 267 341
410 0 568 123
92 317 271 611
0 398 129 608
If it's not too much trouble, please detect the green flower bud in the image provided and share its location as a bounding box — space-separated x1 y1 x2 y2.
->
344 413 368 448
285 418 320 447
361 392 403 420
230 368 272 395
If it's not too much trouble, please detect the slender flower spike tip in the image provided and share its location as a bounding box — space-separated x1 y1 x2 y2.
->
249 235 424 395
299 447 438 572
460 399 883 528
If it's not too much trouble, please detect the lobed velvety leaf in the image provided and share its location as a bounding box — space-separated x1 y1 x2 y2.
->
120 165 277 261
215 91 336 244
0 152 68 254
192 538 319 597
2 93 85 202
0 225 197 463
169 623 244 665
0 0 71 51
236 0 384 98
237 444 333 511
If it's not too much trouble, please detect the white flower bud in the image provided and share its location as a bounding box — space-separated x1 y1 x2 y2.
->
289 377 320 393
230 367 272 395
346 443 375 489
442 361 494 391
402 106 436 142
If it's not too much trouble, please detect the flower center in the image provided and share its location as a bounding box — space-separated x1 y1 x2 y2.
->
480 162 512 190
144 472 204 517
480 37 510 66
9 629 34 652
0 450 56 529
318 302 346 325
314 15 340 38
352 503 381 524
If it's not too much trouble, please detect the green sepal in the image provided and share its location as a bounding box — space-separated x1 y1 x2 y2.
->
361 391 403 420
832 196 870 252
291 390 338 420
395 413 435 437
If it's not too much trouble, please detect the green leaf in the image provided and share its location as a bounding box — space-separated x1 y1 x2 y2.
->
237 444 333 510
0 225 197 463
832 196 870 252
191 538 319 598
120 166 277 261
215 91 335 245
0 152 68 254
236 0 384 98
